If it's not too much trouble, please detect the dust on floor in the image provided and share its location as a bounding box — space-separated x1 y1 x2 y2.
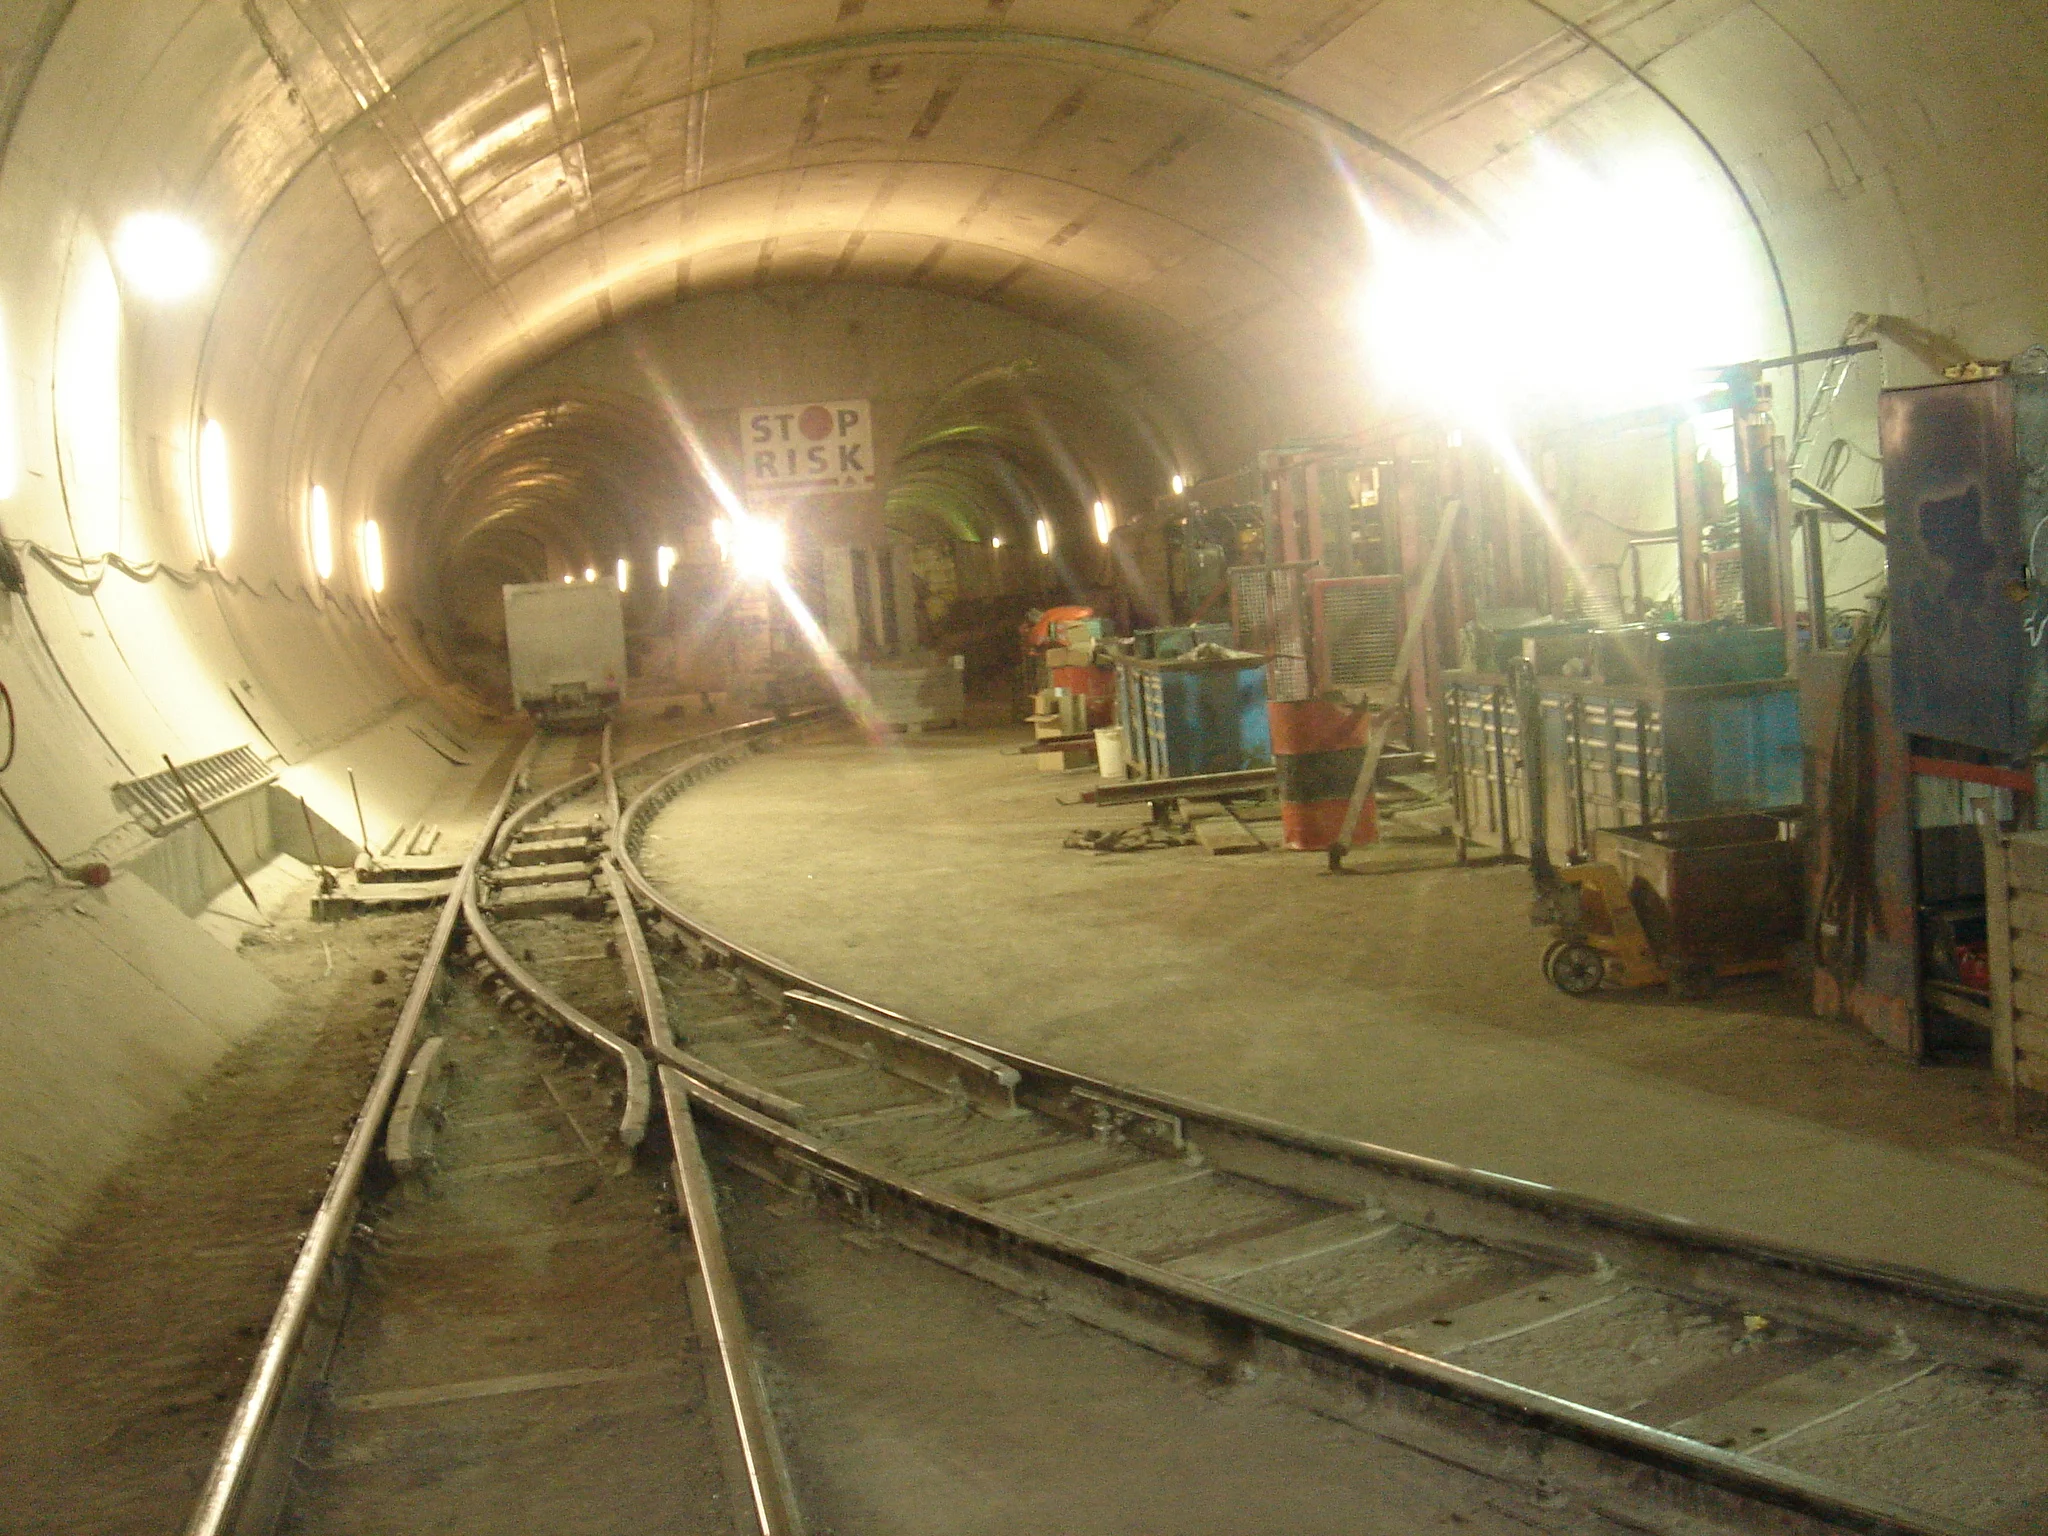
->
0 907 434 1534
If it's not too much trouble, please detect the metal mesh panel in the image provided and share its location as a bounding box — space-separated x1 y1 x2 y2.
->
1707 550 1746 621
1230 565 1311 702
1313 577 1401 689
113 745 276 835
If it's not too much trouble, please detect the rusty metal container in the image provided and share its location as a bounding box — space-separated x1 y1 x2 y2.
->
1590 812 1803 972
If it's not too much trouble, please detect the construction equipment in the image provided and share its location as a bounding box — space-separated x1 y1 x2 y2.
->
1537 861 1670 997
1521 658 1802 998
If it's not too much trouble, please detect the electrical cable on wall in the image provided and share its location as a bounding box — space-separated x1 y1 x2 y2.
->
0 677 65 876
1813 597 1890 988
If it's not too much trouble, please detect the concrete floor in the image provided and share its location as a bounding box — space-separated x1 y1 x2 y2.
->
638 713 2048 1299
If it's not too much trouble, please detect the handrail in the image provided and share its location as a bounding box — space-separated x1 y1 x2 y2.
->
186 733 536 1536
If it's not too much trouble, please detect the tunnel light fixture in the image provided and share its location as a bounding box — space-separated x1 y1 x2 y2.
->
656 544 676 588
1349 147 1763 422
197 418 231 561
308 484 333 580
360 518 385 593
583 566 596 583
616 558 630 592
563 572 573 583
1092 499 1114 545
112 212 211 302
0 313 16 501
730 515 785 582
1035 517 1052 556
1170 473 1185 497
990 535 1003 550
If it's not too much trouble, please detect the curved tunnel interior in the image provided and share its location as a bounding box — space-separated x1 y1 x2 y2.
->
0 0 2042 1341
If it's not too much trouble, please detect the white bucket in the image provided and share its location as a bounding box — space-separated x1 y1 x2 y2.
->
1094 725 1128 779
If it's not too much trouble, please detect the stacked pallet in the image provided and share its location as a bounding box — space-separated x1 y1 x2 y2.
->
1985 829 2048 1115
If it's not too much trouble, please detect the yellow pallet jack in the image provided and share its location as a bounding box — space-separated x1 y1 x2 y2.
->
1535 862 1668 997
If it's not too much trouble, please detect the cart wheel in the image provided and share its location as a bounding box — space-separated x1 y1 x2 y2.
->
1549 942 1606 997
1540 939 1570 983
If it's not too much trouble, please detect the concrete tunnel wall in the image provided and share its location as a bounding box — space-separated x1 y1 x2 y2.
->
0 0 2042 1289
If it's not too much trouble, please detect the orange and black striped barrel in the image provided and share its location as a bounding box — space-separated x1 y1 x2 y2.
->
1268 699 1376 851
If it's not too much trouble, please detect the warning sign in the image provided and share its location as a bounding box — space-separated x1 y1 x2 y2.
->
740 399 875 493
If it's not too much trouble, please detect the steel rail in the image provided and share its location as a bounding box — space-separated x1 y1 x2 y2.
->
457 716 810 1150
461 877 653 1149
659 1067 808 1535
185 733 538 1536
612 740 2043 1536
607 723 807 1535
617 760 2048 1338
684 1076 1981 1536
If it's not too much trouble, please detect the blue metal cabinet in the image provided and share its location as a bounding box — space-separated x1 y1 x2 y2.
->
1114 655 1271 779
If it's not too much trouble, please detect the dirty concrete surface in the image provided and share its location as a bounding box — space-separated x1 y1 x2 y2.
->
0 906 434 1533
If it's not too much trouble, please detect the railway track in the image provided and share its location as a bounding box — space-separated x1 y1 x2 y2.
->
192 714 2048 1536
186 714 807 1536
610 739 2048 1536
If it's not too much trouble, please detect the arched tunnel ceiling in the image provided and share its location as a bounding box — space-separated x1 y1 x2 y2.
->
7 0 2045 589
207 8 1469 466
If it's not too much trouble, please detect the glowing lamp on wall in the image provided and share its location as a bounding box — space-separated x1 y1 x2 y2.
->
360 518 385 594
197 418 231 561
656 544 676 588
1093 499 1113 544
308 484 333 580
112 213 211 302
1035 518 1052 555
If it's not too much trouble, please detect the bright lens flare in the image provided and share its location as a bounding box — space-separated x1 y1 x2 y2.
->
1092 499 1113 544
730 515 786 581
360 518 385 594
627 340 889 735
112 213 211 302
198 418 231 560
656 544 676 588
1349 147 1764 422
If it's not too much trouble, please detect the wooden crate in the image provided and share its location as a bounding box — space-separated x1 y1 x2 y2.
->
1983 829 2048 1123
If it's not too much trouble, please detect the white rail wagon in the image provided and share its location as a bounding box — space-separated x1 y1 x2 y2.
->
503 581 626 725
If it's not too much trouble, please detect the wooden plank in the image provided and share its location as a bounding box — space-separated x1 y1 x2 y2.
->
1986 825 2017 1117
2010 934 2048 977
2012 975 2048 1021
1167 1212 1398 1285
1381 1273 1625 1357
2011 890 2048 940
2006 830 2048 892
1195 816 1264 854
990 1158 1210 1220
1669 1352 1934 1455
